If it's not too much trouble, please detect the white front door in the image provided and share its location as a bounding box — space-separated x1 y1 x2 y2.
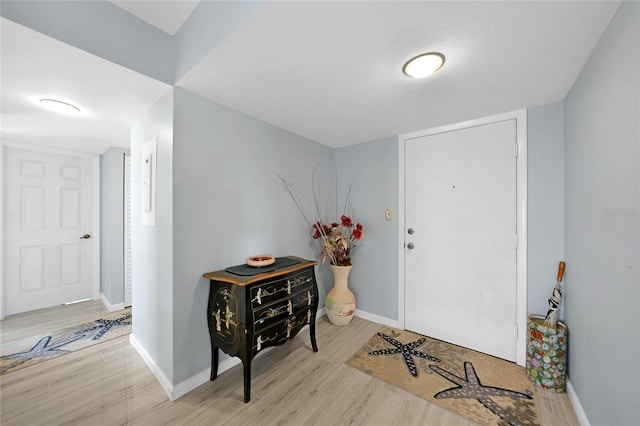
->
4 147 95 315
404 119 518 362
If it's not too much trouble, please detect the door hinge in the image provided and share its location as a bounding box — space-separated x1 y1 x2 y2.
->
515 324 518 339
515 143 519 157
514 234 519 248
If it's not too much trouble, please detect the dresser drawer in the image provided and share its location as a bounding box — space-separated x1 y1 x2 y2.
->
252 288 314 332
249 270 313 309
253 306 314 355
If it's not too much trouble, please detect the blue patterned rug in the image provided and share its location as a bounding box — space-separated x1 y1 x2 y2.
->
0 309 131 375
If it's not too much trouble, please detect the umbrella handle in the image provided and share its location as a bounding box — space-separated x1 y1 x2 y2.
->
557 261 566 283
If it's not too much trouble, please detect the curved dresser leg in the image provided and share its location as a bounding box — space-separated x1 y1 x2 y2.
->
310 317 319 352
210 346 219 380
242 358 252 403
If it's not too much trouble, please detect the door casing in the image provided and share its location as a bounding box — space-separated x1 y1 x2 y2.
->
397 109 528 366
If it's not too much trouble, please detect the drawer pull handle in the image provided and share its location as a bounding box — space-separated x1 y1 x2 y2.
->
287 300 293 315
307 291 312 305
287 280 291 294
256 335 263 351
286 321 292 338
253 288 262 305
307 310 312 324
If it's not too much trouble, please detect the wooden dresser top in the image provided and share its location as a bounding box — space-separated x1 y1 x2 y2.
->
203 256 317 286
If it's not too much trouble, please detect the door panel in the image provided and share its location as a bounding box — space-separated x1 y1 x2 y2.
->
60 188 81 229
21 185 45 230
404 119 517 361
20 246 46 291
5 147 93 315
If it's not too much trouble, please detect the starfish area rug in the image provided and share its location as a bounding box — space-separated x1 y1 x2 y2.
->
0 309 131 375
346 326 541 426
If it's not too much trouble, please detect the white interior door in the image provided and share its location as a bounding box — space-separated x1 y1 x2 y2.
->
404 119 518 361
4 147 94 315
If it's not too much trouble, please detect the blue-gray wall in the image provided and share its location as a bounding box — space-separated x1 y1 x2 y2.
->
564 1 639 425
334 137 398 321
131 89 175 382
100 146 129 307
131 88 335 386
527 103 565 317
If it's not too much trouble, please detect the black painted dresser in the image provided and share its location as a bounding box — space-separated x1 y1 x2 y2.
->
202 256 319 403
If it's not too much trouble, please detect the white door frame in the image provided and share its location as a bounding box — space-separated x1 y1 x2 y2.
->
124 153 132 308
0 141 100 319
398 110 528 366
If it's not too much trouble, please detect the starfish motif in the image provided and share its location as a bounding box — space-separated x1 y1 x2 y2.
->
431 361 532 426
1 334 85 373
368 333 440 377
74 313 132 341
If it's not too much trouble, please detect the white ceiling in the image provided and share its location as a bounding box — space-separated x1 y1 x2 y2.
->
0 1 623 153
0 18 171 154
176 1 621 147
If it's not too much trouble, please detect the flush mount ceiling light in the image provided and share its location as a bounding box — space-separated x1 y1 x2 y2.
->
403 52 445 78
39 98 82 115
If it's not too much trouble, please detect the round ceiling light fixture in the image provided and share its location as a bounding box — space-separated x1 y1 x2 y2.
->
39 98 82 115
403 52 445 78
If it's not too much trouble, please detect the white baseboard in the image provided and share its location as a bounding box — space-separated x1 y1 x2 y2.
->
566 379 590 426
100 293 125 312
172 356 242 401
138 308 330 401
354 309 398 328
129 334 174 400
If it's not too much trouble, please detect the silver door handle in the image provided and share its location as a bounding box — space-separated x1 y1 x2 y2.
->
80 234 92 239
407 243 415 249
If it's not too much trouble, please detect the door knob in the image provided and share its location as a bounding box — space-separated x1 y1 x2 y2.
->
407 242 415 249
407 228 414 235
80 234 91 239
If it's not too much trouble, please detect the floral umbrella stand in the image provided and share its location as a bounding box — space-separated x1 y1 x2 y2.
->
312 216 365 325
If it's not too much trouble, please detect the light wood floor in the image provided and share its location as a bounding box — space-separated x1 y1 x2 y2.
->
0 303 579 425
0 299 113 344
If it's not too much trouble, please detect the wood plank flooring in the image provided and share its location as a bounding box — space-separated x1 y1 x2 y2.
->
0 303 579 425
0 299 112 344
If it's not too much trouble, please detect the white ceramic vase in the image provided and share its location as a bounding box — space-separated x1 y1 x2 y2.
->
326 264 356 326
